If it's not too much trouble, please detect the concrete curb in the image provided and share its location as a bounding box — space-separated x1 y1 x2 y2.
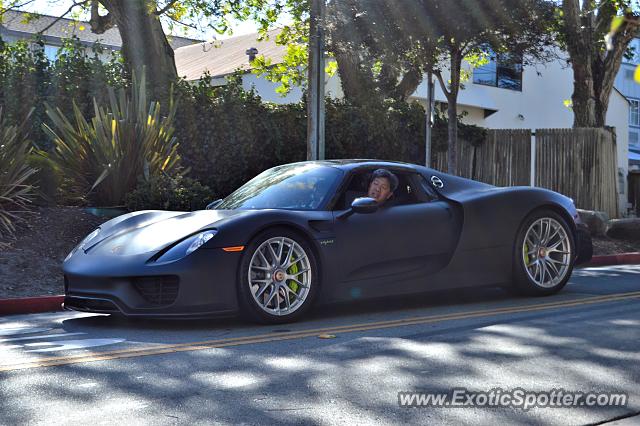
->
1 253 639 316
584 252 640 267
0 295 64 316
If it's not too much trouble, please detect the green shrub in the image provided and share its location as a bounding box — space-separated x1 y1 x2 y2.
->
0 109 37 243
0 37 125 151
27 154 61 206
124 174 213 212
173 76 484 200
43 73 181 207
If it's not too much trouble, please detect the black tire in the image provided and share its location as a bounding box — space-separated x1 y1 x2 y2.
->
237 227 319 324
512 209 575 296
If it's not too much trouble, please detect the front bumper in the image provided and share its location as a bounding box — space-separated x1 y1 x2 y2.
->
575 224 593 265
63 247 242 318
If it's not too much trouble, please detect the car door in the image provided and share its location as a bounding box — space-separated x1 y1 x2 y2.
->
328 173 460 300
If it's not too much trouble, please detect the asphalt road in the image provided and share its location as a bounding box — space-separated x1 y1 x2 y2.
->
1 265 639 425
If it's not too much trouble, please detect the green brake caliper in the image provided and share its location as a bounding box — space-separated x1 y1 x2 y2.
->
524 242 531 266
287 255 299 293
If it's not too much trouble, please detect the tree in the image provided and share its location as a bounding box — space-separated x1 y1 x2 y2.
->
410 0 555 173
560 0 640 127
1 1 291 102
87 1 177 102
1 1 176 100
320 0 555 173
324 0 425 103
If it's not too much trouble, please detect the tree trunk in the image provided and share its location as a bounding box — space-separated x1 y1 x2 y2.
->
333 51 376 103
100 0 177 104
562 0 637 128
569 61 597 127
446 97 458 174
394 66 423 102
436 48 462 175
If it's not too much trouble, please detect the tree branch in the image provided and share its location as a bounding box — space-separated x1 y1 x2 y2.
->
155 0 179 16
36 0 90 35
0 0 37 17
562 0 582 46
89 0 114 34
435 70 452 100
394 65 423 101
562 0 595 74
165 14 197 30
602 18 640 96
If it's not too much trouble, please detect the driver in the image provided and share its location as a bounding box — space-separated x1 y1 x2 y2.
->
367 168 399 206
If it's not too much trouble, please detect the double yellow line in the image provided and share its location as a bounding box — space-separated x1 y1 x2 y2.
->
2 291 639 372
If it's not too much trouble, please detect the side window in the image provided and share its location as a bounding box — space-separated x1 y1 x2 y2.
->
333 173 369 210
392 173 421 205
416 175 440 201
333 170 438 210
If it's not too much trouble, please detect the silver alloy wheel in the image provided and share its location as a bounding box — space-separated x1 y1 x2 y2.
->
248 236 312 316
522 217 572 288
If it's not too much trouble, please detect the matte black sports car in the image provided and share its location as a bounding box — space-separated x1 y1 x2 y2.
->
63 160 593 323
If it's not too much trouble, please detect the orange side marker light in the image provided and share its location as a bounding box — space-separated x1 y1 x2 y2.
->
222 246 245 252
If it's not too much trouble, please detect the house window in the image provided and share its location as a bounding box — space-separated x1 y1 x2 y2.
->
473 52 523 91
43 45 59 62
630 131 639 147
630 99 640 127
624 38 640 64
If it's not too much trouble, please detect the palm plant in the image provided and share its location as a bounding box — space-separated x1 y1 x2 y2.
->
43 73 181 207
0 109 36 245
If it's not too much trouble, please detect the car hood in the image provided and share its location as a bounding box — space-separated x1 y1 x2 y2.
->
85 209 247 256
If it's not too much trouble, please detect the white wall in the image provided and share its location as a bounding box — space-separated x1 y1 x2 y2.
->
615 62 640 151
238 60 343 104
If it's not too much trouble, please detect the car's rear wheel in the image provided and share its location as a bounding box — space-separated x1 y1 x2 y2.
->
513 210 575 296
238 228 318 323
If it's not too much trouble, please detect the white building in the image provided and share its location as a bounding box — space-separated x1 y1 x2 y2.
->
175 33 630 212
614 38 640 171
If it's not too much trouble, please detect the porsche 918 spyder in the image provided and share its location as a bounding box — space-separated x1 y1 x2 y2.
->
63 160 593 323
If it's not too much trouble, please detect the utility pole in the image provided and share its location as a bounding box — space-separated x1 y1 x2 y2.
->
307 0 325 160
425 71 435 167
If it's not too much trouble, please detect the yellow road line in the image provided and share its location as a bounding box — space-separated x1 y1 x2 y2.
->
1 291 639 372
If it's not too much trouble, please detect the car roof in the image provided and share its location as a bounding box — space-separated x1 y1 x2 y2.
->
289 159 433 173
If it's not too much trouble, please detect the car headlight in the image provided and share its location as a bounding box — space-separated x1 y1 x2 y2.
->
186 230 217 255
65 228 101 261
154 230 218 263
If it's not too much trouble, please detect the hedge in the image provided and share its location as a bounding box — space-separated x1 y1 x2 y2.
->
174 75 484 200
0 37 486 205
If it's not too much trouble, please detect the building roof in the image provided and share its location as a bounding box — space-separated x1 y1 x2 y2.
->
174 29 286 80
0 10 200 50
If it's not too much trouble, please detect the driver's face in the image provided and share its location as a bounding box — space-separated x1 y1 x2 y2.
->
367 177 393 204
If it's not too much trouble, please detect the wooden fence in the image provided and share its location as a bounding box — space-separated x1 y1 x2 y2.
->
431 127 619 218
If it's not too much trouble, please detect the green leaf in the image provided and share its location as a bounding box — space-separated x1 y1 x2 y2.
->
634 65 640 84
610 15 624 34
325 60 338 77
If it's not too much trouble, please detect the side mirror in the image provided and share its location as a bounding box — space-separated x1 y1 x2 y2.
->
337 197 378 219
351 197 379 214
206 199 223 210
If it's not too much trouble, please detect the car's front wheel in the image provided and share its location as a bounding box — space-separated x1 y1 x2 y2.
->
238 228 318 323
513 210 575 296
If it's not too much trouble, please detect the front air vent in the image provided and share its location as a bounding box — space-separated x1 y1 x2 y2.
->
133 276 179 306
65 297 119 313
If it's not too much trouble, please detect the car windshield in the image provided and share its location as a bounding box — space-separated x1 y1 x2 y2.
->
216 163 343 210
